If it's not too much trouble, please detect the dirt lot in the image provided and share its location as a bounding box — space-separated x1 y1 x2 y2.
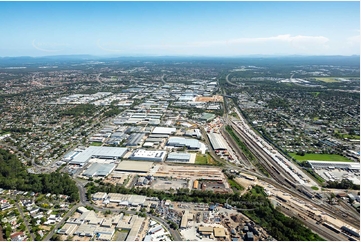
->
195 95 224 102
151 178 189 190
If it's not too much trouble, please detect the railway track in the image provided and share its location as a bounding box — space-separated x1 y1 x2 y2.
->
264 178 361 228
223 121 360 228
220 127 253 168
279 207 348 241
339 200 360 220
229 122 297 185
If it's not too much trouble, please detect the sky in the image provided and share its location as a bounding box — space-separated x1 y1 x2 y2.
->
0 1 359 57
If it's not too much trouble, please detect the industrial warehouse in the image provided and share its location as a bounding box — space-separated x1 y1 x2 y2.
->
82 163 116 178
207 133 228 151
66 146 128 165
167 137 201 149
166 152 196 163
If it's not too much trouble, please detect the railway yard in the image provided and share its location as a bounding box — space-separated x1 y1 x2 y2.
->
216 103 360 241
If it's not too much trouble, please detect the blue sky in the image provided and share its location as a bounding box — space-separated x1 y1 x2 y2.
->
0 1 359 57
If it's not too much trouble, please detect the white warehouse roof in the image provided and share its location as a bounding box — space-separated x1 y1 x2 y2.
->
152 127 176 135
129 149 167 162
207 133 228 150
167 137 201 149
70 146 128 165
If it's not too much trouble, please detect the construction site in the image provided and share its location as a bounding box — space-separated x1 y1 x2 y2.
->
195 95 224 103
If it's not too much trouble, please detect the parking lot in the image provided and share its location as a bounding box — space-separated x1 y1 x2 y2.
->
314 168 360 184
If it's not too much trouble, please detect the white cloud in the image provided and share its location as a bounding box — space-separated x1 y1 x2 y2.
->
142 34 330 54
97 34 334 55
347 35 360 46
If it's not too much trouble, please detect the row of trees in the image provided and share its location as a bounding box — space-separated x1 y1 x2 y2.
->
326 178 360 190
0 149 79 202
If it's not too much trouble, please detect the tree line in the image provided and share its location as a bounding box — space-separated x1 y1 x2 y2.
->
87 181 323 241
0 149 79 202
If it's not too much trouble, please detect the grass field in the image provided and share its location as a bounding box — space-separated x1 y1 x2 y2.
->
289 153 352 162
228 179 244 191
195 154 219 165
342 134 360 139
314 77 341 83
314 77 359 83
195 154 207 164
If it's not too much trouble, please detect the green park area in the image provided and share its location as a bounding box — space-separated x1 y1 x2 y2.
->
289 153 352 162
342 134 360 139
90 142 102 146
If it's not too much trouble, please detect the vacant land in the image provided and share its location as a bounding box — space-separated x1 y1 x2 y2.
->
314 77 341 83
195 154 207 164
313 77 359 83
289 153 352 162
195 154 219 165
195 95 223 102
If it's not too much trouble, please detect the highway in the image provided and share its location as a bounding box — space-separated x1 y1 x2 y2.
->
225 73 241 87
161 74 167 84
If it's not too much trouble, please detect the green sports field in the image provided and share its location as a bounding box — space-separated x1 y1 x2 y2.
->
289 153 352 162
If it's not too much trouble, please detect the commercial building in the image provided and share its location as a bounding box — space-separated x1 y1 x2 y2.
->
115 160 154 173
107 193 146 206
129 149 167 162
82 163 116 178
185 129 202 139
167 153 191 163
214 227 226 239
73 224 98 237
92 192 108 201
126 216 145 241
69 146 128 165
207 133 228 150
167 137 201 149
198 226 214 236
126 133 146 147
